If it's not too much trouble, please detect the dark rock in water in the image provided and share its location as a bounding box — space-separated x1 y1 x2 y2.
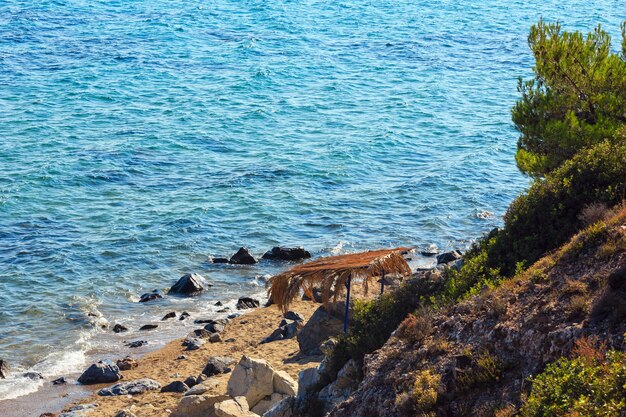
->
184 375 198 388
297 307 343 355
161 381 189 393
116 357 138 371
98 378 160 396
201 356 235 376
169 273 211 296
215 301 223 306
39 414 56 417
179 311 190 320
420 250 438 257
194 319 215 324
212 257 229 264
284 311 305 322
204 322 225 333
227 313 241 320
77 361 122 385
114 410 137 417
112 324 128 333
236 297 260 310
0 359 9 379
139 324 158 331
52 377 67 385
228 247 257 265
126 340 148 348
217 308 230 313
162 312 176 320
23 372 43 380
262 246 311 262
139 290 163 303
436 250 462 265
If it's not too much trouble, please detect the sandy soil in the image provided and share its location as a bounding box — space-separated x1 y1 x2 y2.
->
57 299 324 417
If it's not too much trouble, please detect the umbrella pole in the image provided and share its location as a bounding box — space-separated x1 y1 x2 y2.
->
343 274 352 333
380 270 386 295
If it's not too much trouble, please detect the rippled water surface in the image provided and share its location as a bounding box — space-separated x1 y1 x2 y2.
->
0 0 623 401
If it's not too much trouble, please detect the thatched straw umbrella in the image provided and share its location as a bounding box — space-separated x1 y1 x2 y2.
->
266 247 412 332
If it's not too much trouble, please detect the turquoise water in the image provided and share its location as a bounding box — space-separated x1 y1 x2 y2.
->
0 0 623 401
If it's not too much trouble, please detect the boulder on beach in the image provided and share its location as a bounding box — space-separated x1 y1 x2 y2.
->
227 356 275 408
169 273 211 296
202 356 235 377
139 290 163 303
261 246 311 262
228 247 257 265
98 378 160 396
436 250 462 264
236 297 260 310
0 359 9 379
214 396 256 417
161 380 189 393
77 361 122 385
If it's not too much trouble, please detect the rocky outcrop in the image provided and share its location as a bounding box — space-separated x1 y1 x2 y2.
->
77 361 121 385
436 250 462 264
214 396 257 417
273 371 298 396
262 247 311 262
169 273 211 295
98 378 160 396
229 248 257 265
297 307 343 355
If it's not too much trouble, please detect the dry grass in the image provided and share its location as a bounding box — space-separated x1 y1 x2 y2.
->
578 202 610 227
397 313 433 345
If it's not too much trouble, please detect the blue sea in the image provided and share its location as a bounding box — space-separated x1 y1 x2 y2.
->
0 0 622 404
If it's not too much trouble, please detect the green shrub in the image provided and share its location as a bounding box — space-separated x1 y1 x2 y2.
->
512 20 626 177
520 350 626 417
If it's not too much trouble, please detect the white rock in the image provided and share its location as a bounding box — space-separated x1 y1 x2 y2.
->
214 396 258 417
272 371 297 396
227 356 275 408
171 394 229 417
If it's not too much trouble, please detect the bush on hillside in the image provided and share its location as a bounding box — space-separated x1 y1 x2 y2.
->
512 20 626 177
520 348 626 417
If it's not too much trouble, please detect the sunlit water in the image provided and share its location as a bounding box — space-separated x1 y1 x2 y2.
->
0 0 622 402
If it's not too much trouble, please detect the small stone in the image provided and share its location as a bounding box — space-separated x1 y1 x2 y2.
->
179 312 190 320
185 339 205 351
161 381 189 393
215 301 223 306
213 257 230 264
176 355 187 360
78 361 122 385
112 324 128 333
202 356 235 376
114 410 137 417
204 323 225 333
139 324 158 331
210 333 222 343
225 338 236 343
183 376 198 388
116 357 138 371
283 311 305 322
189 328 212 339
52 377 67 385
98 378 160 396
162 312 177 320
126 340 148 348
23 372 43 380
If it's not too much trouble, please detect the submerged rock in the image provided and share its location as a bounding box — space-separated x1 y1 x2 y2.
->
112 324 128 333
236 297 260 310
77 361 122 385
23 372 43 380
213 257 230 264
262 247 311 262
229 247 257 265
139 290 163 303
139 324 158 331
179 311 191 320
126 340 148 348
52 377 67 385
169 273 211 296
98 378 160 396
0 360 9 379
162 311 177 320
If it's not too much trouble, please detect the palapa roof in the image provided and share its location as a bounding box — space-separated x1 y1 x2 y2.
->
267 247 412 311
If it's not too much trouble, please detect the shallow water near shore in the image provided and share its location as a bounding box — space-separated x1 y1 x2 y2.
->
0 0 623 406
